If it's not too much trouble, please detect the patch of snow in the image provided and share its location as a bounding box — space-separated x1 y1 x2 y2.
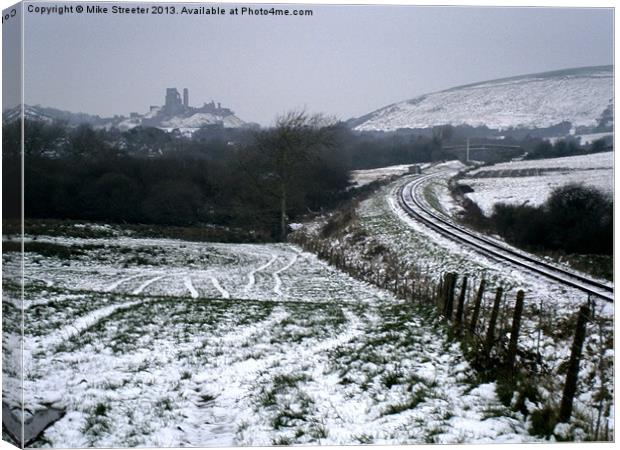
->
354 66 612 132
183 276 198 299
132 275 165 295
273 254 299 296
469 151 612 173
210 276 230 299
576 132 613 145
463 152 613 215
244 254 277 293
351 164 413 187
161 112 244 130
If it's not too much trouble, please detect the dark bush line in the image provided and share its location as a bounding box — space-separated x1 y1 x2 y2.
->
4 118 610 241
3 118 442 240
2 240 103 259
525 138 610 160
460 183 612 256
4 118 354 240
16 153 352 240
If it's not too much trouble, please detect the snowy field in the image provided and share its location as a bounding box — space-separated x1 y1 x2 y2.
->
546 132 613 146
2 235 537 447
296 162 613 441
460 152 613 216
574 132 612 145
351 164 430 187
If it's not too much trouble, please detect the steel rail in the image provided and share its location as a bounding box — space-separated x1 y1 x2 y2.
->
397 172 613 302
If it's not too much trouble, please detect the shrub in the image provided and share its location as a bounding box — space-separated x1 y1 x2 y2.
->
489 184 612 256
141 180 204 225
529 405 558 437
544 183 612 254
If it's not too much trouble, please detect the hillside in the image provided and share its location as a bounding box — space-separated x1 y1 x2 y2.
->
2 89 247 135
1 105 105 125
351 66 613 133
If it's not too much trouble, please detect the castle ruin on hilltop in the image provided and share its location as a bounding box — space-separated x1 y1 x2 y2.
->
159 87 233 117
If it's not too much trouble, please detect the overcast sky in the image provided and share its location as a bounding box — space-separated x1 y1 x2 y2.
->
11 2 615 125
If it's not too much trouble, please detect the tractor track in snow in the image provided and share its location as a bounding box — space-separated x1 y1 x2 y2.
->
210 277 230 299
273 254 299 296
244 254 278 293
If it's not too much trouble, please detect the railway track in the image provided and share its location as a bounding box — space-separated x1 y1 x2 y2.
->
397 171 614 302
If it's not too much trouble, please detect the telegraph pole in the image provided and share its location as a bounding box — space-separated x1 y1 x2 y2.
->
466 137 470 162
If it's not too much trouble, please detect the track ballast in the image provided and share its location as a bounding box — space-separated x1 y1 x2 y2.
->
397 172 613 302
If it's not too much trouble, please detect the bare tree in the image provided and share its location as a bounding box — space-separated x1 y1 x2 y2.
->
251 110 338 241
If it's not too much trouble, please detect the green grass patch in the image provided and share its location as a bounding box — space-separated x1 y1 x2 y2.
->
382 388 428 416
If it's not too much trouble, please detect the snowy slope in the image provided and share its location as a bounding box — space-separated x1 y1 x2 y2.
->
2 105 56 124
352 66 613 132
3 104 246 134
2 104 108 126
161 112 245 129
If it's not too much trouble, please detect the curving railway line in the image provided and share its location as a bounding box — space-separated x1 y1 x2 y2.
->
397 171 614 302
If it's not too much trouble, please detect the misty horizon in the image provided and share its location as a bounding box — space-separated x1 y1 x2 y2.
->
4 3 614 125
6 62 615 126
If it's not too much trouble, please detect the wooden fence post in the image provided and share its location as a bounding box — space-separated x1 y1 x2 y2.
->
484 287 503 358
443 273 457 321
436 276 444 308
506 290 525 372
559 304 590 423
454 276 468 334
469 279 486 335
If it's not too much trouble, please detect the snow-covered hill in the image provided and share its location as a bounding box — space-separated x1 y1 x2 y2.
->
159 112 245 131
3 105 59 124
351 66 613 133
3 102 246 134
2 104 109 126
